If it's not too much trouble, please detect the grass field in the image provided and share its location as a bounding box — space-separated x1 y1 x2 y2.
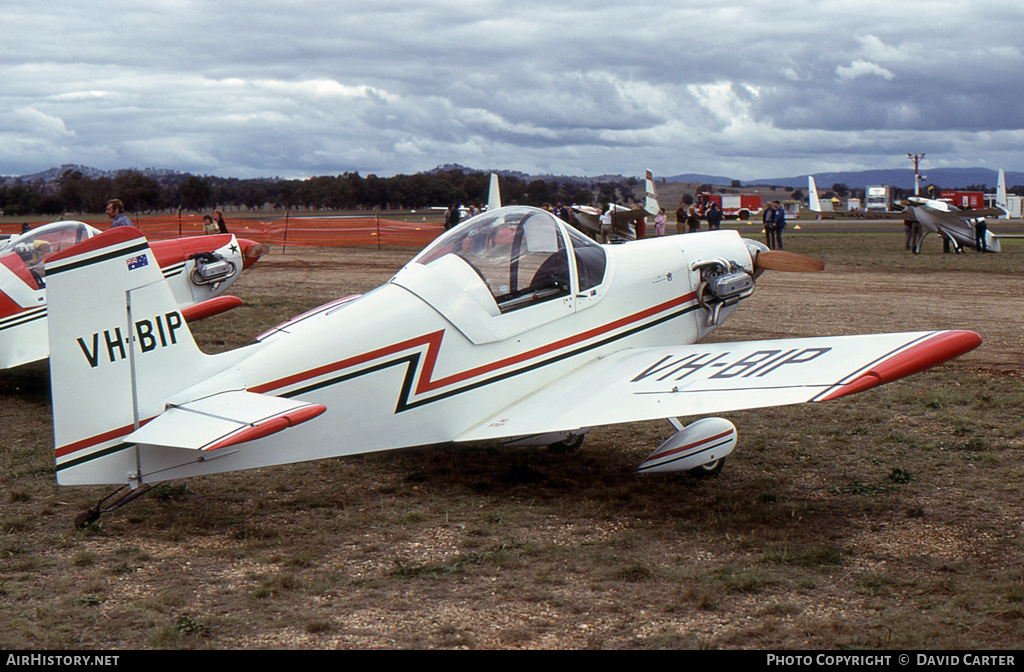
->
1 224 1022 649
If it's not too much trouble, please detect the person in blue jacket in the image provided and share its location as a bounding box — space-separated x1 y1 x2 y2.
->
105 199 134 229
705 201 723 230
771 200 786 250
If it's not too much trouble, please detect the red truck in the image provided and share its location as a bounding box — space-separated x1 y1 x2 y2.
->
695 192 763 220
940 191 985 210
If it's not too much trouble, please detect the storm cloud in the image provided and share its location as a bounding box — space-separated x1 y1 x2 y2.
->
2 0 1022 180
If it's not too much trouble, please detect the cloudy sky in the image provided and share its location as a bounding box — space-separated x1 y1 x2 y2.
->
2 0 1023 181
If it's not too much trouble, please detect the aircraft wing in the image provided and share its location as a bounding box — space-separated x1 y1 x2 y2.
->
960 207 1005 219
457 330 980 442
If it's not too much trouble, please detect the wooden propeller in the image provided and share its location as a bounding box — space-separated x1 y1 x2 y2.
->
753 250 825 273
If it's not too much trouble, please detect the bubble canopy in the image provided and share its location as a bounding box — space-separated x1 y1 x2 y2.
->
413 206 606 314
0 221 100 288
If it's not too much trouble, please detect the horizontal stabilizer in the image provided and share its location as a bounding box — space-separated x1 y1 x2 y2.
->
125 390 326 451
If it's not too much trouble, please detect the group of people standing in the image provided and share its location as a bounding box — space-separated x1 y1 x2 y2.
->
667 197 787 249
675 201 700 235
667 200 729 236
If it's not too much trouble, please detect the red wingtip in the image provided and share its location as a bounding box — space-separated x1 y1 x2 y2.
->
822 330 982 401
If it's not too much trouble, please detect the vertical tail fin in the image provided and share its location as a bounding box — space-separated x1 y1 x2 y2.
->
45 228 227 485
488 173 502 210
808 176 821 212
996 169 1008 217
643 169 660 215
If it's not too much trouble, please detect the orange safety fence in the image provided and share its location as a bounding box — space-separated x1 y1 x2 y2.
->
2 215 447 248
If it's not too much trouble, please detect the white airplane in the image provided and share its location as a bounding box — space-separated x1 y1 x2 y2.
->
45 208 980 526
903 197 1002 253
571 170 660 240
0 220 266 370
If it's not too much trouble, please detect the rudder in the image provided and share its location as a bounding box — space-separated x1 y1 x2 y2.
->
46 228 214 485
644 169 660 216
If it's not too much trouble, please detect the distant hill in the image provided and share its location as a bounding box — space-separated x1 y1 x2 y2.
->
0 164 185 187
663 173 738 187
4 164 1022 191
425 164 635 188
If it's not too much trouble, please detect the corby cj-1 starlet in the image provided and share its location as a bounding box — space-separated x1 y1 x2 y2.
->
44 204 980 526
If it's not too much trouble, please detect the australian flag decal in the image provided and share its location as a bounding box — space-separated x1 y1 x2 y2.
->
126 254 149 271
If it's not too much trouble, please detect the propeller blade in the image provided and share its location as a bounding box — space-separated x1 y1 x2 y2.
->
754 250 825 273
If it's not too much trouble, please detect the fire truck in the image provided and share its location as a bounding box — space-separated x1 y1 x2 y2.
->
940 191 985 210
695 192 763 220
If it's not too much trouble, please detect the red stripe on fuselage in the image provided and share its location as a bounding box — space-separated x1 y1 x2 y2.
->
253 291 699 396
55 419 149 459
249 330 446 395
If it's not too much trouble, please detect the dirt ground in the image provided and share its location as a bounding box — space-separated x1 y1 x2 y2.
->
2 231 1023 650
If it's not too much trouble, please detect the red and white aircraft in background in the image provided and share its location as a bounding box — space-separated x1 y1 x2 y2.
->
43 207 980 526
0 220 266 370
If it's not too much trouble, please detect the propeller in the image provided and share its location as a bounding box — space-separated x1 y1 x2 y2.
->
753 250 824 273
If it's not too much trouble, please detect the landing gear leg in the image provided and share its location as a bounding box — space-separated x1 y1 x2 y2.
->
74 484 153 529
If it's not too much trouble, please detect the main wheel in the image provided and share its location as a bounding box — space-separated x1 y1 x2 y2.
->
688 457 726 477
547 433 586 453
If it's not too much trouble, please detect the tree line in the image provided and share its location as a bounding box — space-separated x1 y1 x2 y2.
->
0 168 615 217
